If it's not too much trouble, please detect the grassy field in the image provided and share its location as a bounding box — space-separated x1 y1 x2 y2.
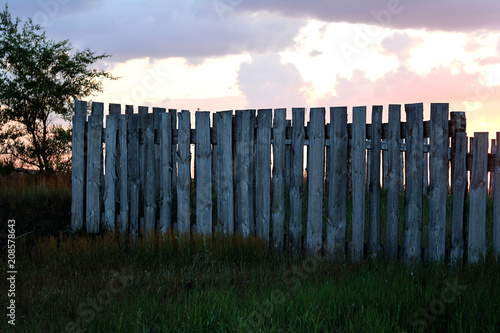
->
0 174 499 332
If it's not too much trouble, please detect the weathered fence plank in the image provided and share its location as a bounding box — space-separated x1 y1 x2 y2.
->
306 107 325 255
216 111 234 235
143 113 156 234
490 139 496 196
71 100 87 233
451 131 467 264
104 112 118 232
369 105 382 258
494 132 500 259
235 110 255 237
428 103 449 262
404 103 424 265
86 102 104 233
386 104 401 260
289 108 305 250
272 108 286 251
327 107 348 257
351 106 366 260
256 109 272 241
196 111 212 235
118 115 128 234
177 111 191 234
285 119 292 187
159 112 172 233
469 132 488 263
138 106 148 194
127 110 140 238
170 109 178 190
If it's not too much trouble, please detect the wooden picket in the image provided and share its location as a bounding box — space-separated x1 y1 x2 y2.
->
71 100 500 265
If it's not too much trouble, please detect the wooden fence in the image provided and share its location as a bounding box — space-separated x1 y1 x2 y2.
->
71 101 500 264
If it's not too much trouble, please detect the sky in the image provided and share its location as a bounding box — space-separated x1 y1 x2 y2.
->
6 0 500 137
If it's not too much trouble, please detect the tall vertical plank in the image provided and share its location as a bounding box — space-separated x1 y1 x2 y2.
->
118 115 128 234
138 106 149 194
289 108 305 250
143 113 156 234
386 105 401 260
403 103 424 265
272 108 286 250
216 111 234 235
428 103 449 262
170 109 178 190
490 139 496 196
196 111 212 235
86 102 104 233
212 113 220 212
351 106 366 260
104 113 118 232
382 147 389 190
177 111 191 235
423 137 429 195
256 109 272 241
71 100 87 233
369 105 382 258
494 132 500 259
127 111 140 238
306 108 325 255
451 132 467 264
109 104 121 216
159 112 172 233
235 110 255 238
327 107 348 257
285 119 292 187
153 108 166 199
469 132 488 263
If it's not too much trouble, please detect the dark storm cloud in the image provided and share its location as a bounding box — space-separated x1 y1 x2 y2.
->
5 0 305 63
238 0 500 32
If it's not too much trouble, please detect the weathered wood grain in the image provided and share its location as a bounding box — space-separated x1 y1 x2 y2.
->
143 113 156 235
469 132 488 263
289 108 305 251
351 106 366 260
216 111 234 235
104 112 118 232
306 107 325 255
403 103 424 265
177 111 191 235
428 103 449 262
196 111 212 236
256 109 272 241
272 108 286 251
71 100 87 233
451 131 466 264
159 112 172 233
369 105 382 258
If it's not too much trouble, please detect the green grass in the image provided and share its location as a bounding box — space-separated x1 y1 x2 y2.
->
1 174 500 331
1 232 499 332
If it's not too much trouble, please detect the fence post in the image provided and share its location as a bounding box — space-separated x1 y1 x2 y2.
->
127 107 140 239
104 109 118 232
177 110 191 235
403 103 423 265
469 132 488 263
306 107 325 255
256 109 272 241
71 100 87 233
118 115 128 234
195 111 212 236
386 105 401 260
159 112 172 233
86 102 104 233
289 108 305 251
235 110 255 238
428 103 449 262
272 108 286 251
494 132 500 260
327 106 348 258
451 131 467 264
369 105 382 258
143 112 156 235
351 106 366 260
285 119 292 188
216 111 234 235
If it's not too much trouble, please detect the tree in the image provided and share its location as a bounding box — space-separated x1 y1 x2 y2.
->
0 4 117 173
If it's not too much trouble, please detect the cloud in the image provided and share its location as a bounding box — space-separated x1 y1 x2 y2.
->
238 0 500 32
380 32 423 63
7 0 306 63
237 54 309 109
